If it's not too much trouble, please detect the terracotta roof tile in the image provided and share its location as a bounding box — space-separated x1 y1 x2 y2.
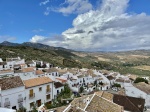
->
0 69 14 74
0 76 24 90
85 95 123 112
134 82 150 94
56 77 67 83
113 94 145 112
107 76 115 80
23 77 53 88
22 67 35 72
95 91 113 101
54 82 64 88
36 70 44 75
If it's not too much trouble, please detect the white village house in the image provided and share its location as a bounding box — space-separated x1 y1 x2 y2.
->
0 76 25 110
23 77 54 111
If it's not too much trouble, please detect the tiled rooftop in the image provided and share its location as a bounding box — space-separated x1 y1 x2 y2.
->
23 77 53 88
70 95 93 110
107 75 115 80
85 95 123 112
54 82 64 88
113 94 145 112
36 70 44 75
0 62 6 65
94 91 113 101
134 82 150 94
56 77 67 83
22 67 35 73
0 69 14 74
0 76 24 90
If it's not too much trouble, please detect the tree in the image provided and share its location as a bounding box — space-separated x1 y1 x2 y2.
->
94 80 97 87
113 83 121 88
36 64 41 68
79 86 84 93
17 107 26 112
31 102 38 112
134 77 148 84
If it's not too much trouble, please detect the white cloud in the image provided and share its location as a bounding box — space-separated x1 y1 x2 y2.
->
45 0 93 15
40 0 50 6
0 35 17 42
30 35 66 47
35 0 150 51
30 35 46 43
32 29 44 33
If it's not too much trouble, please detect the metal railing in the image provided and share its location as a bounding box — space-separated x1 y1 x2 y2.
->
46 88 51 93
4 101 10 107
18 97 23 103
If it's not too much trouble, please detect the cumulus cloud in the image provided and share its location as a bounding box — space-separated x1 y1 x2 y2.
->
30 35 46 43
61 0 150 51
35 0 150 51
45 0 93 15
40 0 50 6
30 35 67 47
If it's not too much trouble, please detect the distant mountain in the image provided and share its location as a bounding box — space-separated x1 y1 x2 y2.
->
0 42 82 68
0 41 20 46
0 41 73 52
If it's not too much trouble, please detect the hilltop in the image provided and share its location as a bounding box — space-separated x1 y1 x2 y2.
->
0 41 150 76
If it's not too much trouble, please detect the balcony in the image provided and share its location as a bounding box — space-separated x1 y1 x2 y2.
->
4 101 10 107
18 97 23 103
46 88 51 93
29 93 35 99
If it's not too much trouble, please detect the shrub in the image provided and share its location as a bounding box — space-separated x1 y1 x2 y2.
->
134 77 148 84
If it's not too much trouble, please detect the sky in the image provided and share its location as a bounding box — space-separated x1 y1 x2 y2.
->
0 0 150 51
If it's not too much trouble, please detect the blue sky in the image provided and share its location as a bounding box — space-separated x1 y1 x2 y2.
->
0 0 150 51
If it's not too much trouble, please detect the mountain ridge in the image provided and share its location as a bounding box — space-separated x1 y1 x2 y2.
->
0 41 73 52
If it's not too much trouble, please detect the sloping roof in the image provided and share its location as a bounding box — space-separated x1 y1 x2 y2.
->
134 82 150 94
0 76 24 90
23 77 53 88
113 94 145 112
36 70 44 75
54 82 64 88
0 62 6 65
115 78 124 82
85 95 123 112
94 91 113 101
22 67 35 72
107 76 115 80
0 69 14 74
66 106 85 112
56 77 67 83
70 95 93 110
45 68 59 73
69 91 122 112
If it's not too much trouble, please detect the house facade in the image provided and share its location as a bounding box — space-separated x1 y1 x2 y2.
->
23 77 54 111
0 76 25 110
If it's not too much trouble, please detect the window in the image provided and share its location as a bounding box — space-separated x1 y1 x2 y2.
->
29 89 34 98
57 90 59 94
30 102 34 108
46 94 50 100
39 87 42 91
18 94 22 98
5 98 9 102
46 85 50 92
